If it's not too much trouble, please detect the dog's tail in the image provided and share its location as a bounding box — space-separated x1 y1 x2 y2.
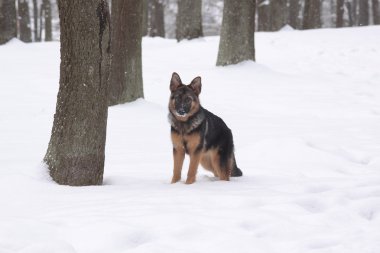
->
231 155 243 177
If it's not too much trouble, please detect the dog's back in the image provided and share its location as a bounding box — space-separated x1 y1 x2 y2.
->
199 108 243 178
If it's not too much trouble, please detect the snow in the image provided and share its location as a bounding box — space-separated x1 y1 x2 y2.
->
1 26 380 253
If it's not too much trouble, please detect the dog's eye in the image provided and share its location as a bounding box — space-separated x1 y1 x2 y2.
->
185 97 192 104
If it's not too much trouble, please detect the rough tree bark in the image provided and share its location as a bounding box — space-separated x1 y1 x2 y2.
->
373 0 380 24
0 0 17 45
216 0 255 66
108 0 144 105
148 0 165 37
336 0 345 27
359 0 369 26
302 0 322 29
18 0 32 42
44 0 111 186
176 0 203 41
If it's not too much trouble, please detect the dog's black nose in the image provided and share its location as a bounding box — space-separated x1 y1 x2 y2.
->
177 108 186 115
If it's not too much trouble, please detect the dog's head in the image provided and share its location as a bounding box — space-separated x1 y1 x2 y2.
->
169 72 202 122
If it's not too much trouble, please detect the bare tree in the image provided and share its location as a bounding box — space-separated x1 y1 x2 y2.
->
270 0 287 31
148 0 165 37
359 0 369 26
336 0 345 27
44 0 111 186
216 0 255 66
289 0 301 29
18 0 32 42
373 0 380 24
176 0 203 41
303 0 322 29
32 0 40 41
108 0 144 105
0 0 17 45
143 0 148 36
42 0 52 41
257 0 271 31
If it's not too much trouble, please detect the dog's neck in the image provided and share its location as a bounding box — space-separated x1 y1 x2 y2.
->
169 108 205 135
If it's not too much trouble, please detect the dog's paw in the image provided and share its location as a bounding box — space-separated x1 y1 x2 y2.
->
171 176 181 184
185 177 196 184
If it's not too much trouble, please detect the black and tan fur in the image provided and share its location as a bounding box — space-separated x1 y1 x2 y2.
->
168 72 242 184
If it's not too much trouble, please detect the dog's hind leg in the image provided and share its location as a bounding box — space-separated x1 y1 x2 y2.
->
200 152 218 177
210 149 230 181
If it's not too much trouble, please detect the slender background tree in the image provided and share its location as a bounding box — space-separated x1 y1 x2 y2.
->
303 0 322 29
0 0 17 45
18 0 32 42
42 0 52 41
336 0 345 27
270 0 287 31
143 0 148 36
359 0 369 26
44 0 111 186
289 0 301 29
32 0 40 41
257 0 271 31
373 0 380 24
148 0 165 37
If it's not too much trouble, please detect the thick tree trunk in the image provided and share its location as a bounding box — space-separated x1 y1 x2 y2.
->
18 0 32 42
373 0 380 24
44 0 111 186
302 0 322 29
270 0 287 31
336 0 345 27
43 0 52 41
257 0 271 31
0 0 17 45
359 0 369 26
32 0 40 41
288 0 301 29
108 0 144 105
148 0 165 37
176 0 203 41
216 0 255 66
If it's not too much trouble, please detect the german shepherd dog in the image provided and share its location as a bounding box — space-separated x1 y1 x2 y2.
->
168 72 243 184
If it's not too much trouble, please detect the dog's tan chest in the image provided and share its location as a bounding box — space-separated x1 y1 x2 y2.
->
171 132 201 154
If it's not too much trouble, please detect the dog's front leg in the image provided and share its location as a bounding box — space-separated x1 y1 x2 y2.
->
186 153 201 184
172 147 185 183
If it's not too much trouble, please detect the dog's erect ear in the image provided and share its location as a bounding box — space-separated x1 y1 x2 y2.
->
170 72 182 92
189 76 202 96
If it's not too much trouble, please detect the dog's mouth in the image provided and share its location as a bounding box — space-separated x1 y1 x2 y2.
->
175 107 189 117
175 111 188 118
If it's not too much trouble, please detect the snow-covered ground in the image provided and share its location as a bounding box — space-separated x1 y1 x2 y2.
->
1 26 380 253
